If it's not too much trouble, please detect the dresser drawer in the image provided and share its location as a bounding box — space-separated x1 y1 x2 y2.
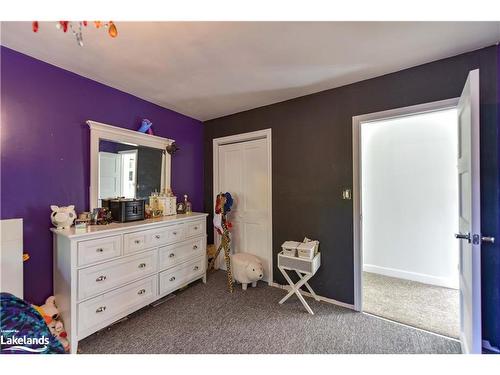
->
123 231 148 254
186 220 205 238
78 249 157 300
78 275 157 337
123 224 186 254
77 235 122 267
163 224 186 244
159 236 205 271
159 257 205 296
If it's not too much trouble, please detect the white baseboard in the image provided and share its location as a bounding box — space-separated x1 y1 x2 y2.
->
269 282 355 310
363 264 458 289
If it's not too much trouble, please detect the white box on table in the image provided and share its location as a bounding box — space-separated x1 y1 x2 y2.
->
281 241 301 257
297 241 319 260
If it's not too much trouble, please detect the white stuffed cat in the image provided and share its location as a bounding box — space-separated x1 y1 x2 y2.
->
50 205 76 230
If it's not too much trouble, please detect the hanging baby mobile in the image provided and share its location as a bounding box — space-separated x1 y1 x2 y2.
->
209 192 235 293
32 21 118 47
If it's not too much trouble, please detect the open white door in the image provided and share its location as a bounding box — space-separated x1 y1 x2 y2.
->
455 69 482 354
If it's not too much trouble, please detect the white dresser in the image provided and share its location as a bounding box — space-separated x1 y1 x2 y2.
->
51 212 208 354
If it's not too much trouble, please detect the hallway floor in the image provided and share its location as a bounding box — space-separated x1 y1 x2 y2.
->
363 272 460 339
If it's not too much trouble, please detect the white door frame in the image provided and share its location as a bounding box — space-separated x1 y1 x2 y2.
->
118 149 139 198
352 98 459 312
213 129 273 285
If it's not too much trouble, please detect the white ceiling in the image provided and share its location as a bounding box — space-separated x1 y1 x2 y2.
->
1 22 499 121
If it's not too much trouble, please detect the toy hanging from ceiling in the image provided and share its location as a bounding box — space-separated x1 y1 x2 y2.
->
32 21 118 47
209 192 235 293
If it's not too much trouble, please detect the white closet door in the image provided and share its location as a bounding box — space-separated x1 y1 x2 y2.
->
218 138 271 281
99 152 122 200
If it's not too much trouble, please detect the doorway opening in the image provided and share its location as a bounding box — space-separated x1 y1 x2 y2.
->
353 99 461 339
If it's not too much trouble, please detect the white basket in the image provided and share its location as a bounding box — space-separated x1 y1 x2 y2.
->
297 241 319 260
278 252 321 274
281 241 300 257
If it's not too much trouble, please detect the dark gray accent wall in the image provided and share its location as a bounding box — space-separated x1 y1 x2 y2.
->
204 45 499 346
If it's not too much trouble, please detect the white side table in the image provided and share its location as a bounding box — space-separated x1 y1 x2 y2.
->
277 252 321 315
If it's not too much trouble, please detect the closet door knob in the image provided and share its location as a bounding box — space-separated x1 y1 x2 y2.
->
169 276 176 282
96 248 104 253
96 275 107 282
134 239 141 244
193 245 198 250
137 289 146 295
96 306 106 313
155 235 161 239
138 263 147 269
169 253 175 258
193 266 199 271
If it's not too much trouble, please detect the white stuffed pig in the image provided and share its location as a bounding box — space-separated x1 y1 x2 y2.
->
231 252 264 290
50 205 76 230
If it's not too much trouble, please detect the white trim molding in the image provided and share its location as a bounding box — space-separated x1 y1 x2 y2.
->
363 264 458 290
87 120 174 210
212 129 273 285
352 98 459 311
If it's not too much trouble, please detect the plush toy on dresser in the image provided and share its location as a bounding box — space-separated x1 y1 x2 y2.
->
231 253 264 290
50 205 76 229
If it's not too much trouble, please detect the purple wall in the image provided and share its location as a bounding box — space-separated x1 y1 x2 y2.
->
0 46 204 305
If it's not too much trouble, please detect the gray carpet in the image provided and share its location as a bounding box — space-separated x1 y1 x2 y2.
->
79 271 461 354
363 272 460 339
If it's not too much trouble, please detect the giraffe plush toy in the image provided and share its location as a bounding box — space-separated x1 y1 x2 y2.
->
210 192 234 292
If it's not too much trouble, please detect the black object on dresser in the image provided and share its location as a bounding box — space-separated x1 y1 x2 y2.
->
101 199 145 222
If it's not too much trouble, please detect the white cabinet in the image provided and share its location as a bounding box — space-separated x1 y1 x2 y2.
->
52 213 207 354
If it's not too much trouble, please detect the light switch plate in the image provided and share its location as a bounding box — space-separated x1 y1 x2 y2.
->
342 188 352 200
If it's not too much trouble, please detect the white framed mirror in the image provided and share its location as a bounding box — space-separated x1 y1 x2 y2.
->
87 120 174 210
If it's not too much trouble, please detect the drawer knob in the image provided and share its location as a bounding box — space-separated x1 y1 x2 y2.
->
194 226 198 230
96 306 106 313
173 231 177 235
134 239 141 244
138 289 146 295
169 276 176 282
138 263 147 269
193 245 198 250
193 266 199 271
169 253 175 258
96 275 107 282
96 248 104 253
155 235 161 239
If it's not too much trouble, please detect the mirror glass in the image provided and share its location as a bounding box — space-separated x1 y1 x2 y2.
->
98 139 165 204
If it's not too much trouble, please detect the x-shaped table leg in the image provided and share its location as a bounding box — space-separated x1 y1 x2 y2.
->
278 267 315 315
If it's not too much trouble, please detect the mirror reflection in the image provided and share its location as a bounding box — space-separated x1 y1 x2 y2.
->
98 140 164 204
